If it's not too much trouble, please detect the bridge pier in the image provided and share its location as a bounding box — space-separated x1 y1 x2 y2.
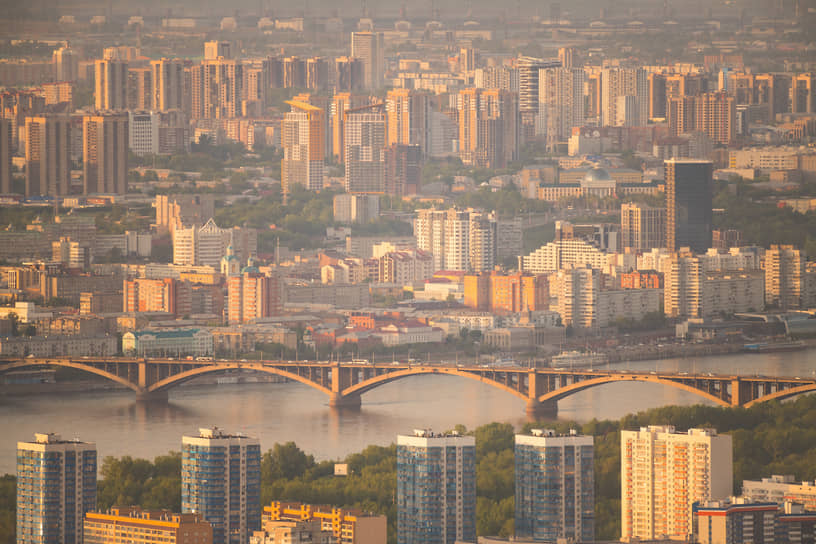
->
135 390 169 402
526 398 558 420
328 393 361 409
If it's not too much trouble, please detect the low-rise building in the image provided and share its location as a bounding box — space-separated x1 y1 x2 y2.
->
122 328 213 357
84 506 212 544
0 334 117 357
262 501 387 544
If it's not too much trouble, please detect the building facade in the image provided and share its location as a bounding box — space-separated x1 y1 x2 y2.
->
515 429 594 542
84 506 212 544
397 430 476 544
182 427 261 544
621 425 733 541
665 159 713 253
17 433 97 544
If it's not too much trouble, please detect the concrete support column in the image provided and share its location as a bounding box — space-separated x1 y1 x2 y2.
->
328 392 361 409
135 389 168 402
526 398 557 419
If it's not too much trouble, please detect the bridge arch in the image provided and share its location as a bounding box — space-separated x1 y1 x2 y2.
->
537 374 731 407
743 383 816 408
147 363 333 396
0 360 141 392
341 366 530 402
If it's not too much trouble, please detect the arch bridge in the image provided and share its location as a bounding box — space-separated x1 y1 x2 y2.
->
2 357 814 416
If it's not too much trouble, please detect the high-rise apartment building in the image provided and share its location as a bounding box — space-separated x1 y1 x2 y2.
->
53 47 78 82
344 111 386 193
621 203 666 251
94 59 128 110
537 67 586 145
517 56 560 120
128 111 159 156
306 57 329 90
600 67 648 127
128 66 153 110
25 114 72 196
386 89 429 156
665 159 713 254
621 426 732 542
17 432 97 544
0 118 11 194
763 244 806 310
204 41 232 60
457 88 518 168
330 93 366 162
334 56 365 92
182 427 261 544
668 92 735 144
515 429 594 543
385 143 421 196
350 32 384 90
227 269 283 324
190 59 243 119
397 429 476 544
151 59 186 111
83 112 128 194
790 73 815 114
282 100 325 198
415 208 499 272
84 506 213 544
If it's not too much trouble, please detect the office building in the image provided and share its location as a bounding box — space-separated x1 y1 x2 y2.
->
386 89 429 156
763 245 806 310
17 432 97 544
344 111 386 193
621 203 666 251
665 159 713 253
84 506 212 544
25 114 72 196
397 429 476 544
350 32 384 90
260 501 387 544
151 58 186 111
0 118 11 193
128 111 159 156
94 59 128 111
83 112 128 194
282 100 325 198
182 427 261 544
621 425 732 542
515 429 594 543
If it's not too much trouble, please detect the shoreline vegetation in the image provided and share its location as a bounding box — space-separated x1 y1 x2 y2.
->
5 397 816 543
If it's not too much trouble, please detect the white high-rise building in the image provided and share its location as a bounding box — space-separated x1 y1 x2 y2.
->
601 67 648 127
415 208 497 272
621 425 732 542
128 111 159 156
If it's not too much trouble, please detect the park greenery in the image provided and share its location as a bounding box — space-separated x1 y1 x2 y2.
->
6 397 816 543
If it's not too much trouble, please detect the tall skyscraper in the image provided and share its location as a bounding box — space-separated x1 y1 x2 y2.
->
0 118 11 194
151 58 185 111
665 159 713 253
83 112 129 194
515 429 594 543
621 425 732 542
331 92 367 162
397 429 476 544
344 110 386 193
350 32 384 90
457 88 518 168
621 202 666 251
282 100 325 198
182 427 261 544
94 59 128 110
25 114 72 196
537 67 586 145
386 89 430 156
190 59 243 119
17 432 97 544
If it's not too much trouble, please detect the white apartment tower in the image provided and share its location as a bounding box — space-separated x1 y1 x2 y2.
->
621 425 733 542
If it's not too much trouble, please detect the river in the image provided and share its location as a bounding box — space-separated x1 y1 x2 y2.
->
1 348 815 475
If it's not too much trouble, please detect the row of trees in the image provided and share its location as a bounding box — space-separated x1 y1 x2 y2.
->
5 397 816 544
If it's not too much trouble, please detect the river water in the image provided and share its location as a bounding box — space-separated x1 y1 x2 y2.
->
1 349 814 475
